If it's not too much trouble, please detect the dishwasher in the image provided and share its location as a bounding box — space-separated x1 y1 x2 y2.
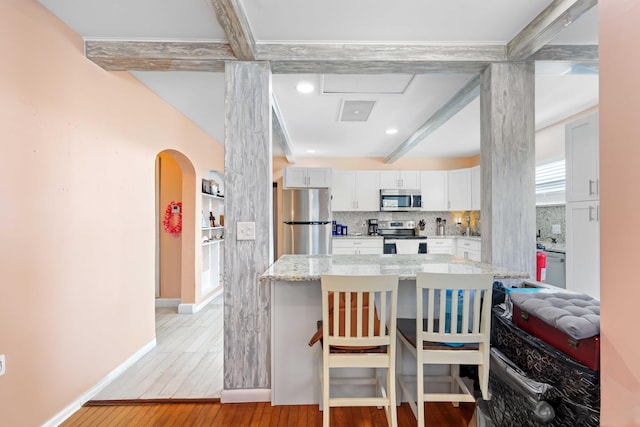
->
543 250 566 288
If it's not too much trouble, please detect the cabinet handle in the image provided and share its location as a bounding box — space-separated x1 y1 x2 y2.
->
596 179 600 196
589 179 596 196
588 205 595 221
597 204 600 222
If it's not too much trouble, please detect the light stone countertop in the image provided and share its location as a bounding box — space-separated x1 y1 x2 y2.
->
260 254 529 282
426 235 482 241
333 234 481 241
537 240 566 253
332 234 384 239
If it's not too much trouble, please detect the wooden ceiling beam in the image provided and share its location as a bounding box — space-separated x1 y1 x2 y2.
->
531 44 598 62
85 41 598 74
258 43 506 63
262 43 504 74
270 61 487 74
507 0 598 61
85 40 235 71
272 96 296 164
384 74 481 164
207 0 257 61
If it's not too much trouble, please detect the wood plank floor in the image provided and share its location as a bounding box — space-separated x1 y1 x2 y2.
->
91 296 224 400
63 401 476 426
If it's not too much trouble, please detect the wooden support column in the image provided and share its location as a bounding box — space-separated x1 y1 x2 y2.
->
223 61 273 396
480 62 536 279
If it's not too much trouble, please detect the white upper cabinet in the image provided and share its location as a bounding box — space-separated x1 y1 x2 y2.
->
331 171 354 211
283 167 332 188
354 170 381 211
447 168 471 211
332 170 379 211
420 170 448 211
471 165 481 211
379 170 420 190
566 112 599 202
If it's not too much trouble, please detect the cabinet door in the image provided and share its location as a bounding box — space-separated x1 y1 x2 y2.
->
354 170 380 211
399 170 420 189
471 166 481 211
283 167 309 188
566 112 599 202
566 201 600 299
447 168 471 211
331 171 356 211
428 238 454 254
332 247 357 254
306 168 332 188
379 171 400 189
420 170 448 211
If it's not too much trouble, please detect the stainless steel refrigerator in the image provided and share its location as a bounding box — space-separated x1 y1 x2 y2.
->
282 188 332 255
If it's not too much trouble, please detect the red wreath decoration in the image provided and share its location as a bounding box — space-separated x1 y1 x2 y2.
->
163 201 182 236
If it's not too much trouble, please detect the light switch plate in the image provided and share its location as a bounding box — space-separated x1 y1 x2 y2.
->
237 222 256 240
552 224 561 235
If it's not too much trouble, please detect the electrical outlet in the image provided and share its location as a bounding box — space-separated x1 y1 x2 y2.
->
552 224 561 235
0 354 5 376
237 221 256 240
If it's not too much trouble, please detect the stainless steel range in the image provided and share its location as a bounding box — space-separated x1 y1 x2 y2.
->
377 220 428 254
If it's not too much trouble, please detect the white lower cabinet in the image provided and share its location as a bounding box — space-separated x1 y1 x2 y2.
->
457 238 481 262
566 201 600 299
427 238 455 255
332 238 383 255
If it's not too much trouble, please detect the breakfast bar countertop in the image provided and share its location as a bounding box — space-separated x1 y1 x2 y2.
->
260 254 529 282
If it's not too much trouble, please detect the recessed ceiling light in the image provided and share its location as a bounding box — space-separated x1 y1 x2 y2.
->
307 149 316 153
386 128 398 135
296 82 314 94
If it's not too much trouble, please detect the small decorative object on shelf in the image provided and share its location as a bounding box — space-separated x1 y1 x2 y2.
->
209 212 216 227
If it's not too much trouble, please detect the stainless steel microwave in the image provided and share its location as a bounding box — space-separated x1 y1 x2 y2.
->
380 189 422 211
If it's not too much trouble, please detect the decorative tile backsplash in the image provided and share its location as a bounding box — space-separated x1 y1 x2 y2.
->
332 210 480 236
536 205 566 242
333 205 565 242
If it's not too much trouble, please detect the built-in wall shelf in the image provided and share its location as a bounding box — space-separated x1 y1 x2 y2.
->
202 188 224 296
202 193 225 200
202 239 225 247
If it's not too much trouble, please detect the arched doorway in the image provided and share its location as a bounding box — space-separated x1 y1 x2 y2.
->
155 150 197 305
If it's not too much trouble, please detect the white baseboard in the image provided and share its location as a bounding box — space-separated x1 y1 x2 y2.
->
178 286 223 314
221 388 271 403
43 338 157 427
155 298 180 308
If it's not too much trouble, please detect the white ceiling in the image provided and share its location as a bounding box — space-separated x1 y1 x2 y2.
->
38 0 599 163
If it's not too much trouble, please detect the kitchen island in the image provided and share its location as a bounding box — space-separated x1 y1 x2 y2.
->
260 254 528 405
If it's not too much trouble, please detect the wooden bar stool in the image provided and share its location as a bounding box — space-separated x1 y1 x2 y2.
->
317 274 399 427
397 272 493 426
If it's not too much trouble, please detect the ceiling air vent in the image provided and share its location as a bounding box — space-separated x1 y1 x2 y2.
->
339 100 376 122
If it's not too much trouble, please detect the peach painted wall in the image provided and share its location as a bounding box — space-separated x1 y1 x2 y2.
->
273 155 479 180
0 1 223 426
158 152 182 299
600 2 640 425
